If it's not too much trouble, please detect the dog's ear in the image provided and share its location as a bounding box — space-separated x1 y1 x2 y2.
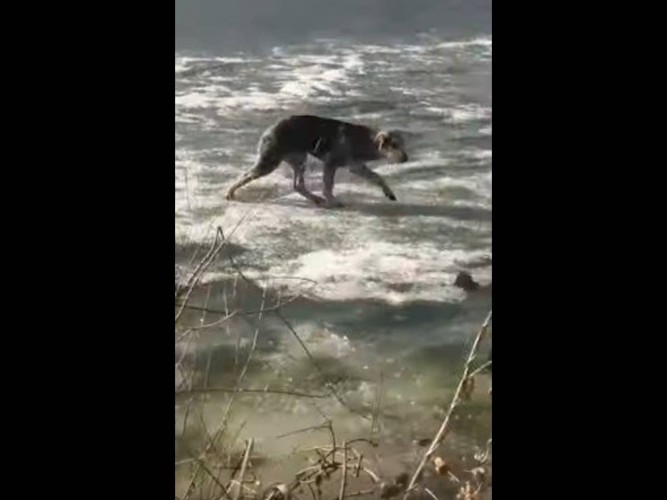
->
374 131 389 150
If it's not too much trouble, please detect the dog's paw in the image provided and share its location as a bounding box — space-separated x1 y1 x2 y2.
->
323 198 344 209
382 187 397 200
225 191 235 201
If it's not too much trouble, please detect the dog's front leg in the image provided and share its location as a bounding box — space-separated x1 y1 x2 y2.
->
349 163 397 201
322 164 344 208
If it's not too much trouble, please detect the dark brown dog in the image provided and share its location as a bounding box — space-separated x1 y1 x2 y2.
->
225 115 408 207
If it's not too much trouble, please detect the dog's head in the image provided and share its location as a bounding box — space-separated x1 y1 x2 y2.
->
374 130 408 163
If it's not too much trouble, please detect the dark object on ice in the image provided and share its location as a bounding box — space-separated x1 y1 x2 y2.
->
262 484 288 500
454 271 480 292
394 472 410 487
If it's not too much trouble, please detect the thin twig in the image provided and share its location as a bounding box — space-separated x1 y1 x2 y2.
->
181 396 192 437
306 482 318 500
176 225 220 300
354 453 363 478
197 402 217 453
175 289 304 322
176 227 226 322
198 458 233 500
295 464 322 479
403 311 492 499
371 370 384 438
232 438 253 500
176 204 257 323
326 421 337 457
424 488 440 500
467 360 492 379
344 489 376 498
345 438 379 448
220 420 248 475
274 423 330 439
360 467 381 484
175 458 196 467
237 286 267 383
338 440 348 500
177 387 329 399
204 349 212 389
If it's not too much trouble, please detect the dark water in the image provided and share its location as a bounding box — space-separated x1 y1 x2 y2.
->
176 0 492 53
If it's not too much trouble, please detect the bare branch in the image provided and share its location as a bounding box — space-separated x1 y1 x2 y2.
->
403 311 492 498
338 440 348 500
274 423 331 439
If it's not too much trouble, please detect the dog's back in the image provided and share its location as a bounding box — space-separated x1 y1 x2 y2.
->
267 115 373 159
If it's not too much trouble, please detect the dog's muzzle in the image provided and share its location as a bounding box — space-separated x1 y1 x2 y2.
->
392 150 408 163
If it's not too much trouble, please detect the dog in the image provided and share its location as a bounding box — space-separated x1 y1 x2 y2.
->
225 115 409 207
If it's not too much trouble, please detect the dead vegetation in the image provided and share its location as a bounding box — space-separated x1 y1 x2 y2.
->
175 221 492 500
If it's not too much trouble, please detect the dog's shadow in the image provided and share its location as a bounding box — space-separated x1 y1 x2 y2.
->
235 183 490 221
265 195 490 220
335 199 492 221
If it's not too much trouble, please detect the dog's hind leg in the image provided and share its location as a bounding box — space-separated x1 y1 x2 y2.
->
349 162 397 201
284 153 326 206
225 150 283 201
322 164 344 208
